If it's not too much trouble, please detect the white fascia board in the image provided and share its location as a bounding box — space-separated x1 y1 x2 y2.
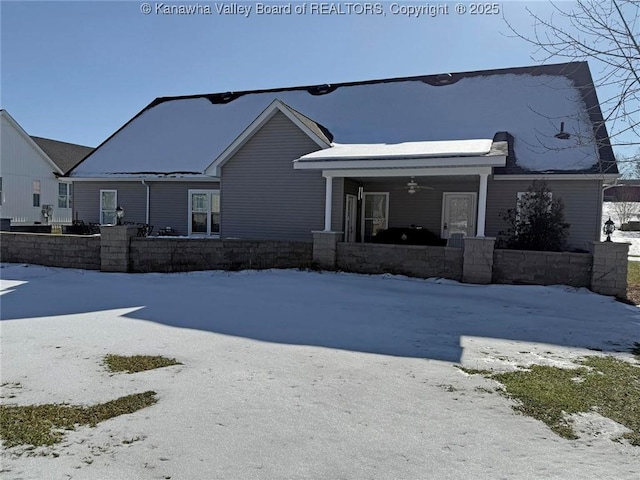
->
294 155 506 171
1 110 65 175
321 166 494 178
493 173 620 181
205 99 331 176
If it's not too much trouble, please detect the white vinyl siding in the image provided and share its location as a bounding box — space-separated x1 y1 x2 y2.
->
0 113 72 224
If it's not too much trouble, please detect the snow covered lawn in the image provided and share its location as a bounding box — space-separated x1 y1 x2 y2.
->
1 264 639 479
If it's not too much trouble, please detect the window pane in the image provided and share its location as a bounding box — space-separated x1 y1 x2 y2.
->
33 193 40 207
58 196 66 208
101 191 116 209
59 183 67 195
192 212 207 233
211 213 220 234
211 193 220 213
33 180 40 194
102 211 116 225
192 193 207 212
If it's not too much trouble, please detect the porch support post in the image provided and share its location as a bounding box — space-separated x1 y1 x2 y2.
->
477 173 488 237
324 175 333 231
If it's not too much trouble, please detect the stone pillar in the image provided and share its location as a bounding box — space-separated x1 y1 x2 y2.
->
591 242 630 298
312 231 342 270
462 237 495 284
100 225 138 272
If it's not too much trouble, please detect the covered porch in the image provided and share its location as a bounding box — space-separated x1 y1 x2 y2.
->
294 137 508 244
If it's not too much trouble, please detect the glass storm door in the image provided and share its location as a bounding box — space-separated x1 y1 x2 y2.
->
442 193 477 238
344 194 357 243
362 193 388 242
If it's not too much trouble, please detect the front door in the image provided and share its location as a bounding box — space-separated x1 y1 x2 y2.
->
344 194 357 242
441 192 477 238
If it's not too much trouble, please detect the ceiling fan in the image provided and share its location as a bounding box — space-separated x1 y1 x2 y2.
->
402 177 432 194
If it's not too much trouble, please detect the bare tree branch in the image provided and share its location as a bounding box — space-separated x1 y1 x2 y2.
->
503 0 640 150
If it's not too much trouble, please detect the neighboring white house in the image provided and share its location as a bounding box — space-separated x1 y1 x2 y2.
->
0 110 92 225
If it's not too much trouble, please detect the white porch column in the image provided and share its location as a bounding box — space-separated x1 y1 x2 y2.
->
324 175 333 231
477 173 488 237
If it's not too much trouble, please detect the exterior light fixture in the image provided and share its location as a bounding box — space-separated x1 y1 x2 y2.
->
116 206 125 225
555 121 571 140
603 217 615 242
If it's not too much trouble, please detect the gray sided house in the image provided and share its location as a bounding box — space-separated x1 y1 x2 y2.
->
68 62 619 251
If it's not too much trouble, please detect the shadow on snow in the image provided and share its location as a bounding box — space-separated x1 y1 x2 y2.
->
1 264 637 363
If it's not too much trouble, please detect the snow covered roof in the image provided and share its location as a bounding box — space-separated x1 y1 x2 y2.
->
298 139 495 161
69 62 617 177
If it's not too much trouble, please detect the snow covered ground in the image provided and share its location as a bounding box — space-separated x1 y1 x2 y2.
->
601 202 640 258
1 264 639 479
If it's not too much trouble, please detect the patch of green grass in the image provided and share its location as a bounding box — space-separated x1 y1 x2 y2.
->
490 357 640 445
456 366 492 376
0 391 157 448
104 355 181 374
628 261 640 286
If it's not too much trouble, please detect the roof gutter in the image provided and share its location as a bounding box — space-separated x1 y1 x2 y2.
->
141 180 150 224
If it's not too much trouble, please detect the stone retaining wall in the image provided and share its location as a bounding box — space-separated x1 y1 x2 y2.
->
130 237 313 273
0 229 630 298
493 249 592 287
336 243 464 281
0 232 100 270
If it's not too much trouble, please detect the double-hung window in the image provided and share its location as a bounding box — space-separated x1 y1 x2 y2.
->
58 183 71 208
32 180 41 207
189 190 220 236
100 190 117 224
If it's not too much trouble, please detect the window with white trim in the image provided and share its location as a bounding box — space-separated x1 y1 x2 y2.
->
100 190 117 224
189 190 220 236
32 180 41 207
58 183 71 208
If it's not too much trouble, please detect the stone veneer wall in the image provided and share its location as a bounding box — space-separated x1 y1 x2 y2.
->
591 242 629 297
336 243 464 281
129 238 313 273
0 232 101 270
493 249 592 287
0 230 629 298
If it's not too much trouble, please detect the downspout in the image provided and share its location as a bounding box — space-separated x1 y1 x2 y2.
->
141 180 150 224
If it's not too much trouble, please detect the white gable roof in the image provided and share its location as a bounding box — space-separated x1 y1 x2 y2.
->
71 68 601 177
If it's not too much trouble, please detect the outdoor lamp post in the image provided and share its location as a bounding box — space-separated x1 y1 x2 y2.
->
116 206 124 225
603 217 615 242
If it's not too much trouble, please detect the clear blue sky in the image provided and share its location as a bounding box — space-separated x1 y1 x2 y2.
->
1 1 633 165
